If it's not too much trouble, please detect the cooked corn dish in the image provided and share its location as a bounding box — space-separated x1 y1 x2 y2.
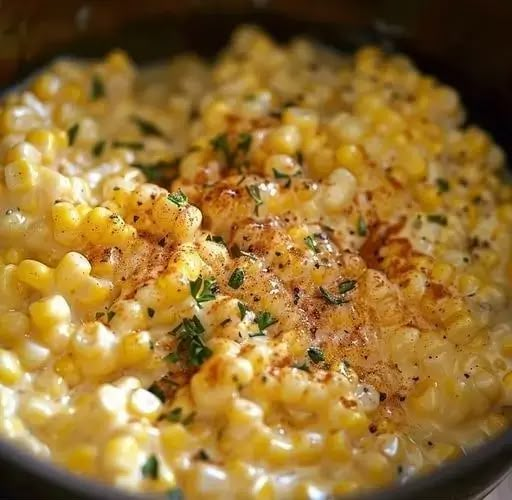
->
0 25 511 499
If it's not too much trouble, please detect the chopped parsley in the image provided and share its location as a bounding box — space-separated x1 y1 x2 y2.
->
132 159 180 183
436 178 450 193
182 411 196 425
293 362 310 372
189 276 217 307
67 123 79 146
167 488 184 500
164 352 180 364
427 214 448 226
92 140 106 157
131 116 164 137
255 311 278 335
228 268 244 289
170 316 212 366
238 302 248 320
91 75 105 100
304 235 318 253
246 184 263 215
307 346 325 364
210 133 232 163
112 140 144 150
165 407 183 422
357 216 368 237
237 132 252 153
147 307 155 318
141 454 159 479
148 383 166 402
167 190 188 207
338 279 357 294
106 311 116 322
319 287 349 305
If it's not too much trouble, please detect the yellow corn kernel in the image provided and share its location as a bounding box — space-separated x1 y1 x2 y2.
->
396 145 426 181
266 125 301 155
335 144 365 178
64 444 97 476
60 82 84 103
0 311 30 347
120 331 153 366
16 339 50 370
0 349 22 384
332 480 359 495
325 430 350 461
101 435 140 474
4 142 42 165
55 252 91 292
501 335 512 358
54 354 81 386
4 248 24 265
362 451 394 485
29 295 71 330
75 277 112 306
31 73 61 100
161 424 192 454
431 261 454 284
52 202 83 246
456 273 480 295
416 185 441 210
252 476 275 500
154 272 188 304
26 128 59 164
16 259 54 293
106 49 133 71
430 443 459 463
18 395 55 427
128 388 162 420
4 160 39 191
282 107 318 139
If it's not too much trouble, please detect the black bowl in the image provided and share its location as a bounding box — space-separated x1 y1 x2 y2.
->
1 1 511 498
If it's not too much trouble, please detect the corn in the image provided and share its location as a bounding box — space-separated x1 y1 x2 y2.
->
26 129 59 164
4 160 39 191
0 349 22 385
120 331 153 366
0 311 30 347
16 259 54 293
266 125 301 155
29 295 71 330
64 444 97 476
127 388 162 420
4 142 42 165
101 435 140 474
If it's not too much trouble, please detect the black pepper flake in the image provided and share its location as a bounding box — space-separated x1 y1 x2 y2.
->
369 424 377 433
379 392 387 402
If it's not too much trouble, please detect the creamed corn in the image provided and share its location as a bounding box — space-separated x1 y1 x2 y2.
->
0 25 511 499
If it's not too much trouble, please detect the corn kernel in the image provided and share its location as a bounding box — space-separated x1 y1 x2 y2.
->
0 349 22 385
4 160 39 191
16 259 54 293
101 435 140 474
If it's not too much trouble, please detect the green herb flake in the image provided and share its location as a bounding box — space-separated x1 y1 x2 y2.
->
67 123 79 146
141 454 159 479
319 287 349 305
237 132 252 153
338 279 357 295
131 116 164 137
168 190 188 207
255 311 278 334
132 159 180 183
238 302 248 320
106 311 116 322
272 168 293 188
228 268 245 289
164 352 180 364
189 276 217 307
210 133 232 164
427 214 448 226
92 140 106 157
246 184 263 215
171 316 212 366
357 216 368 237
182 411 196 425
165 407 183 422
112 140 144 151
307 346 325 364
147 307 155 318
436 178 450 193
91 75 105 100
293 362 310 372
147 383 166 402
167 487 185 500
304 235 318 253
